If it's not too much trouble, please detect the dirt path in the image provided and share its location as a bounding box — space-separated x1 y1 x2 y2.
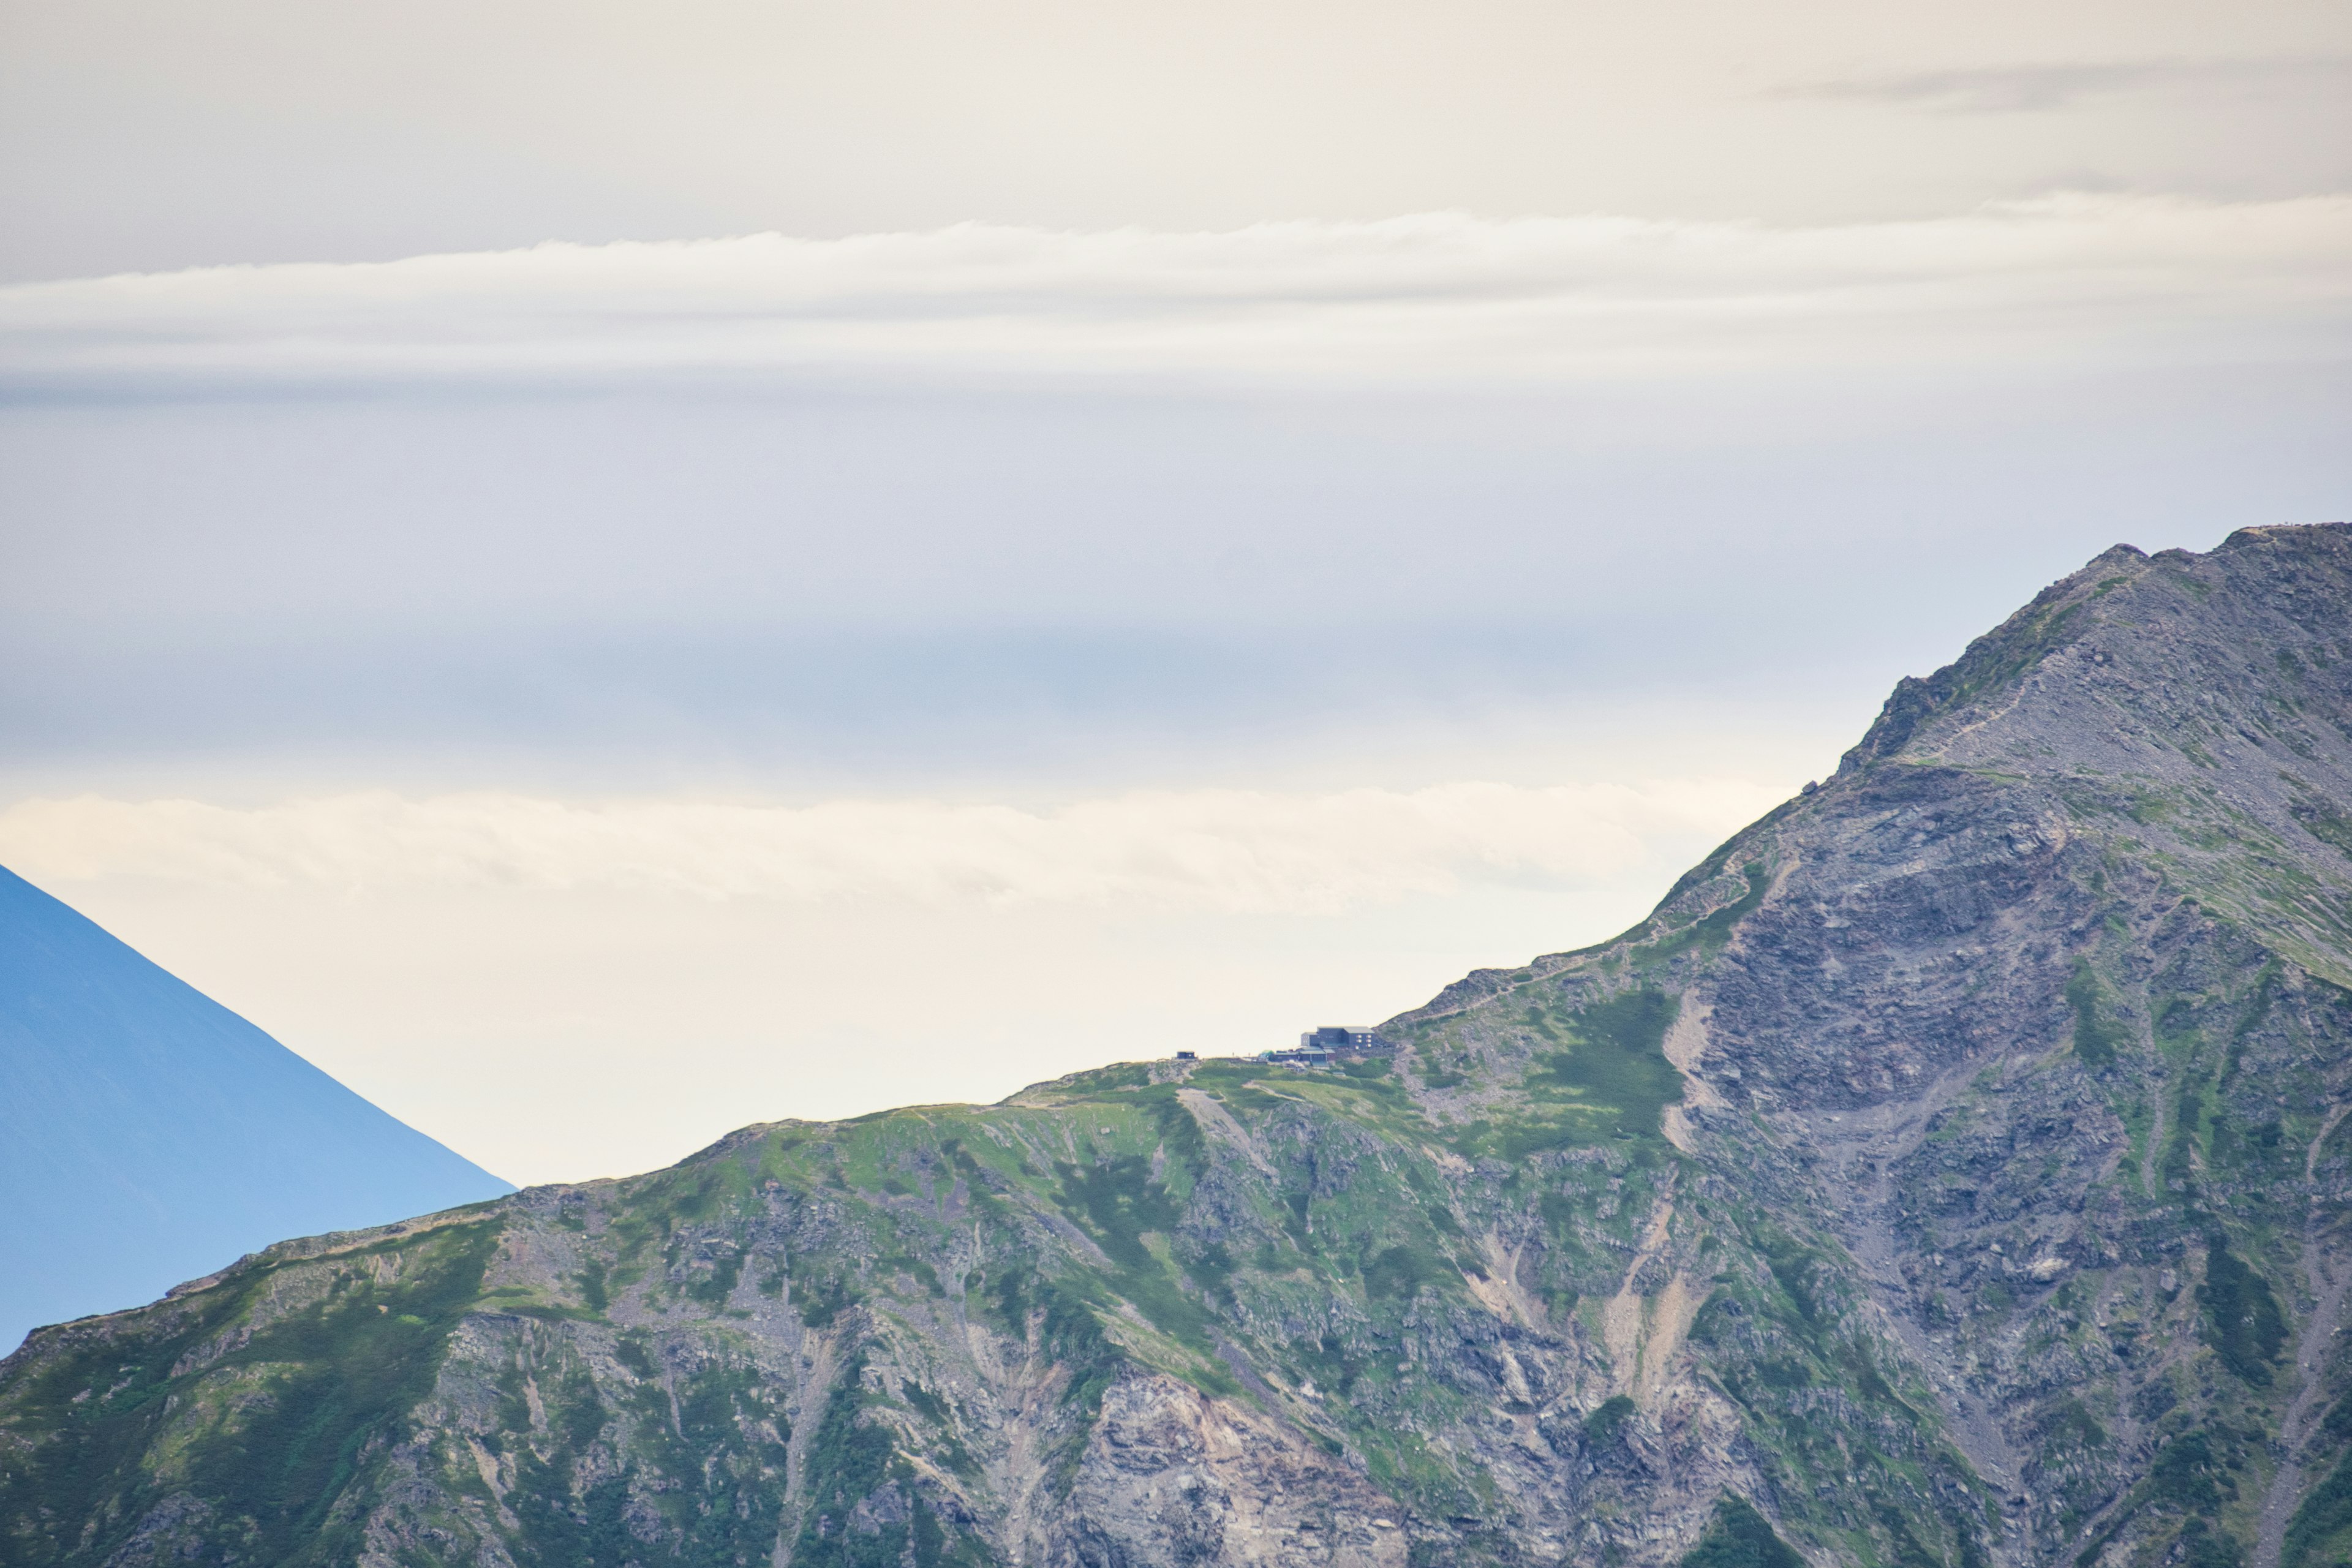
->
2252 1109 2352 1568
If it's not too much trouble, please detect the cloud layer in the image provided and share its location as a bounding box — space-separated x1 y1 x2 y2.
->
6 198 2346 396
0 782 1785 914
1783 56 2352 114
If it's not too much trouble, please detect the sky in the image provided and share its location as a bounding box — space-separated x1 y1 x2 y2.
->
1 0 2347 1186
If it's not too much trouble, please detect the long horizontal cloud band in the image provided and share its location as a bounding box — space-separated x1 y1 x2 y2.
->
0 783 1784 914
4 198 2347 395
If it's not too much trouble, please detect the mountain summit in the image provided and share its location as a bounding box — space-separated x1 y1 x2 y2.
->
4 524 2350 1568
0 866 511 1354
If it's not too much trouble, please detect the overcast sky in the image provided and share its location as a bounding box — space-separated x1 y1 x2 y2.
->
2 0 2346 1184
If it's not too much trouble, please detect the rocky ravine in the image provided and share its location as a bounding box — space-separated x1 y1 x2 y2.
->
6 523 2352 1568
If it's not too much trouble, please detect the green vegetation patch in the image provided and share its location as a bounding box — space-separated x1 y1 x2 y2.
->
1362 1242 1449 1302
2068 962 2125 1068
1537 987 1684 1137
2175 1518 2246 1568
0 1221 501 1568
575 1260 611 1313
1681 1494 1806 1568
2160 1081 2205 1194
1454 986 1684 1157
2150 1429 2236 1510
1756 1229 1835 1327
1046 1153 1230 1355
682 1244 747 1308
2199 1234 2285 1384
1054 1155 1181 1271
1583 1394 1637 1449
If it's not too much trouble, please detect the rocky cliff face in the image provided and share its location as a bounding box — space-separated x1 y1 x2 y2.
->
6 524 2351 1568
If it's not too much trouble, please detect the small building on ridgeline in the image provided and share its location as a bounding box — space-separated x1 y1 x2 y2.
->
1261 1027 1387 1067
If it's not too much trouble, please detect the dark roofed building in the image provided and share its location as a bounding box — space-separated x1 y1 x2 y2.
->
1301 1026 1384 1051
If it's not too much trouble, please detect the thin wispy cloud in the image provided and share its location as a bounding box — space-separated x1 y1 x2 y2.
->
0 782 1785 915
4 197 2345 398
1781 56 2352 115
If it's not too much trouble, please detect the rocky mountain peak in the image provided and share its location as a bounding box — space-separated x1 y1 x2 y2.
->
1844 526 2349 782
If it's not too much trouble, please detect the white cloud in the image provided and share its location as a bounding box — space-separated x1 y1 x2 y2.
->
4 198 2346 395
0 781 1784 914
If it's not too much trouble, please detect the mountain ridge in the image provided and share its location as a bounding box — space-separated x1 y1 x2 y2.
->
4 522 2350 1568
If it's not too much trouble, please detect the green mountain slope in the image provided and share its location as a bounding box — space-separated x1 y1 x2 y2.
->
6 524 2351 1568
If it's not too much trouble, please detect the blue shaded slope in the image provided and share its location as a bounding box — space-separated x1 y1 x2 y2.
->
0 865 511 1352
